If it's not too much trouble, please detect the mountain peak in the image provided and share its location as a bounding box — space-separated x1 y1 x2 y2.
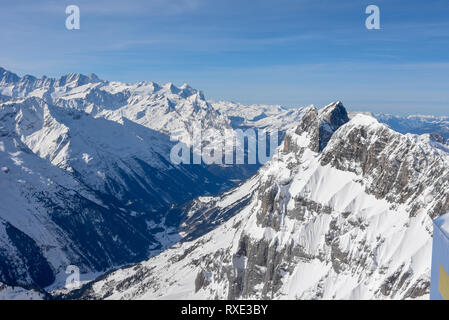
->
0 67 20 84
163 82 180 94
291 102 350 152
88 73 100 81
59 72 102 86
319 101 349 129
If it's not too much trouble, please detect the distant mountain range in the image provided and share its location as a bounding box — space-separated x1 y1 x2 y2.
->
66 102 449 300
0 67 448 299
0 67 297 293
350 111 449 141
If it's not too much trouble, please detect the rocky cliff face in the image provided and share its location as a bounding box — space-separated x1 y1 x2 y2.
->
70 102 445 300
2 67 447 299
320 116 449 219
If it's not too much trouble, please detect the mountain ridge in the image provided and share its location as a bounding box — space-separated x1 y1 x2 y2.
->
1 66 448 299
64 102 444 300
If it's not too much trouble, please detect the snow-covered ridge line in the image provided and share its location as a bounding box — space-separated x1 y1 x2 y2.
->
350 111 449 140
0 67 239 291
0 66 204 103
66 102 448 300
0 66 310 293
2 65 449 299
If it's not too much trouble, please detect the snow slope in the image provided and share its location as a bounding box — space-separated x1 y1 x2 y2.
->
72 102 447 300
0 68 241 289
2 66 448 299
0 66 304 291
0 113 171 288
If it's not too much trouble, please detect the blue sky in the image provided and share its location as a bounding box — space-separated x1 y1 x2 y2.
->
1 0 449 115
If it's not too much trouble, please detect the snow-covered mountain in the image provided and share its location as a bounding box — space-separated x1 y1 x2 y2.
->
350 111 449 141
0 122 165 288
69 102 449 300
0 67 233 147
2 66 449 299
211 101 304 131
0 67 307 292
0 67 262 290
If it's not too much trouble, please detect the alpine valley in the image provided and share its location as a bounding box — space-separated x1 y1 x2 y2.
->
0 67 448 300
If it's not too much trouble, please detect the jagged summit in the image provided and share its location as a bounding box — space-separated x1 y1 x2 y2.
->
290 102 350 152
0 67 20 84
54 72 102 87
163 82 180 94
0 67 227 146
2 66 449 300
0 69 237 290
87 73 100 81
71 97 449 300
319 101 350 130
0 67 102 87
